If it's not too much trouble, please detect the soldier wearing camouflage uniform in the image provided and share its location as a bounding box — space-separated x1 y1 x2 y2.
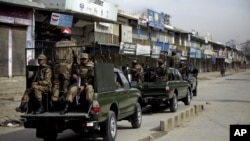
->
60 53 94 114
52 27 78 108
16 54 52 114
156 59 168 81
130 60 144 83
169 51 180 69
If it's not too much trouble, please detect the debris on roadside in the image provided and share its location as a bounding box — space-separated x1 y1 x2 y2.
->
0 119 23 127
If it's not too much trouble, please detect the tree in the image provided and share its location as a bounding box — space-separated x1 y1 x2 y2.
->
241 40 250 60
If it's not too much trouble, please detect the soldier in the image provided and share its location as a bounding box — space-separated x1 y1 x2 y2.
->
130 60 144 83
169 51 180 69
16 54 52 114
51 27 78 109
60 53 94 114
156 59 168 81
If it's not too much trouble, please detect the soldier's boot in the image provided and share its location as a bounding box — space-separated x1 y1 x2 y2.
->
15 101 28 113
60 102 70 115
34 101 44 114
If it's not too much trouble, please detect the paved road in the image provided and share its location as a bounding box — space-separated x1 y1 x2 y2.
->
157 70 250 141
0 69 248 141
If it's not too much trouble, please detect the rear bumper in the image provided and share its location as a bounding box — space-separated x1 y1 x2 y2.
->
142 96 170 105
21 112 99 130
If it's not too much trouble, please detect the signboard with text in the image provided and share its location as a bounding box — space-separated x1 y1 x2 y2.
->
50 12 73 27
147 9 164 30
119 42 136 55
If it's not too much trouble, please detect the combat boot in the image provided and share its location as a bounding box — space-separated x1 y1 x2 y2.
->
33 101 44 114
60 102 70 115
15 101 28 113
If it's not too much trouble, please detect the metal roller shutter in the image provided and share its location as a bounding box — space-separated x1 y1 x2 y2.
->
0 25 9 77
12 26 26 76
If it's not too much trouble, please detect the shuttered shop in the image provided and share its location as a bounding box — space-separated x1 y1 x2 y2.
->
0 25 9 76
12 26 26 76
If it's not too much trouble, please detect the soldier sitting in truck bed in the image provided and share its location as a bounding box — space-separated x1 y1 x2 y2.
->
60 53 94 114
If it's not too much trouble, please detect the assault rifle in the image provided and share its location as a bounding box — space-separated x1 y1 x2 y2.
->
70 47 81 105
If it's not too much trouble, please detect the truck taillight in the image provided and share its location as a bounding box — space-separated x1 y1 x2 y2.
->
92 100 100 113
165 86 170 93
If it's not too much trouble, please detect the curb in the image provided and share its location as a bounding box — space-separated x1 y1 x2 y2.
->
138 104 205 141
160 105 204 132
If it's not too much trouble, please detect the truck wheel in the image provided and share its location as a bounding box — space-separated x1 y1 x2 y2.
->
184 89 191 105
36 128 57 141
131 103 142 128
101 111 117 141
169 94 178 112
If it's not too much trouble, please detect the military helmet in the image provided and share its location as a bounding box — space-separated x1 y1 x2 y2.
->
37 54 47 60
60 27 72 35
80 53 89 59
60 27 72 40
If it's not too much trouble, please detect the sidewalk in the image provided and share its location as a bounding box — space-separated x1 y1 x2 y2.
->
0 69 247 132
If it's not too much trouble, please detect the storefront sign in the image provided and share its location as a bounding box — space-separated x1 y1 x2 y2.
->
119 42 136 55
121 25 133 43
147 9 164 30
50 12 73 27
136 44 151 56
190 47 196 58
196 49 201 59
204 49 213 55
0 15 14 24
68 0 118 21
152 46 161 58
154 42 169 51
218 50 227 58
0 6 32 25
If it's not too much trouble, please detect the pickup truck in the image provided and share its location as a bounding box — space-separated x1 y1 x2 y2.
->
137 67 192 112
21 63 143 141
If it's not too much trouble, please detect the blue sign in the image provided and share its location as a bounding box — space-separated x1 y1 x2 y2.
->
190 48 196 58
154 42 169 51
50 12 73 28
147 9 165 30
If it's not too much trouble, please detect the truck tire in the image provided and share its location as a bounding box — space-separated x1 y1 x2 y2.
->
184 89 191 105
36 128 57 141
169 94 178 112
101 111 117 141
131 103 142 128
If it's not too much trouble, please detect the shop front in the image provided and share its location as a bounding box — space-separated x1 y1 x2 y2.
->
0 4 34 77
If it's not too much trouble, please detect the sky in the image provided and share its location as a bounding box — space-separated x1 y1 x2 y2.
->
107 0 250 45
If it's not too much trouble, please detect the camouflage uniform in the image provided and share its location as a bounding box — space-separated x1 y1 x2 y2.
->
16 54 52 113
52 40 78 101
66 53 94 103
130 60 144 83
33 63 52 101
156 59 168 81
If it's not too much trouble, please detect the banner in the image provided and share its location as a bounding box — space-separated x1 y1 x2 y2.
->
50 12 73 27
